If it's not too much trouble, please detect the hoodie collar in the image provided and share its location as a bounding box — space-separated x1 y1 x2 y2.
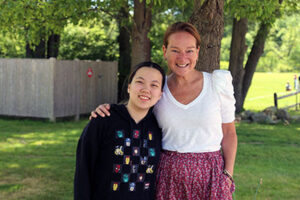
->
111 104 153 126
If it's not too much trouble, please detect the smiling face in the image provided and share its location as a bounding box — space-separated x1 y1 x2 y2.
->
127 67 163 111
163 31 199 77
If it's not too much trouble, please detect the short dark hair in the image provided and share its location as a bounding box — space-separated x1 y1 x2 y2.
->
128 61 165 91
163 22 201 48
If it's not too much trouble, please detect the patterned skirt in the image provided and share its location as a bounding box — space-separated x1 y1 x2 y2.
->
155 150 235 200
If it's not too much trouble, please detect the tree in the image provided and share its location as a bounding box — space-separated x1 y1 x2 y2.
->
0 0 93 58
117 3 132 100
131 0 152 68
189 0 225 72
226 0 286 113
47 34 60 58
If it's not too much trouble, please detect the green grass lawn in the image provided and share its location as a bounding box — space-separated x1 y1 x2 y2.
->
0 119 87 200
0 118 300 199
244 72 300 112
234 122 300 200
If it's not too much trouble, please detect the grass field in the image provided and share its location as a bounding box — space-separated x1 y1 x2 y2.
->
0 72 300 199
244 72 300 112
0 119 85 199
0 119 299 199
234 123 300 199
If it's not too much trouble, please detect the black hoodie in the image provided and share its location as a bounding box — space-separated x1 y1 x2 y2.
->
74 104 162 200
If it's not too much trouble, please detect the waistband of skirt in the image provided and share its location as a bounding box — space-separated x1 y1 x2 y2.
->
162 149 222 159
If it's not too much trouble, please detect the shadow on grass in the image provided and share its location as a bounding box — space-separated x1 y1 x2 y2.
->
0 118 88 199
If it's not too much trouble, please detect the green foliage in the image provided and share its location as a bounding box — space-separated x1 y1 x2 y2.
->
220 35 231 62
0 32 25 58
58 18 119 61
0 0 93 45
225 0 281 23
281 0 300 15
221 13 300 72
257 14 300 72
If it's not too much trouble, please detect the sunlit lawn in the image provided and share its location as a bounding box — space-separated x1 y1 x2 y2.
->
244 72 300 112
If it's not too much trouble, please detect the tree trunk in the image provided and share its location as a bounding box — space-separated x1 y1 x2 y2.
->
26 39 46 58
240 22 271 111
117 5 131 101
233 0 283 113
189 0 224 72
228 18 248 113
131 0 152 70
47 34 60 58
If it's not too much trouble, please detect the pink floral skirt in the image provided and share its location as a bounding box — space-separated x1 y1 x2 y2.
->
155 150 235 200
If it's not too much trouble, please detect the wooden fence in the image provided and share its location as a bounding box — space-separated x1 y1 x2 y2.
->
0 58 118 121
274 91 300 110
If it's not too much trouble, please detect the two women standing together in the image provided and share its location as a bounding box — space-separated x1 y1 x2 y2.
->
75 22 237 200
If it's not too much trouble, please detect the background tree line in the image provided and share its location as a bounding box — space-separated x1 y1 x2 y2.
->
0 0 299 113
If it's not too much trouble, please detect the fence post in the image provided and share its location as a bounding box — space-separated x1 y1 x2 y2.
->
296 92 298 110
274 93 278 109
49 57 56 122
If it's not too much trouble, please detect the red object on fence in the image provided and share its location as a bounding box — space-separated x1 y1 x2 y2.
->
87 68 93 78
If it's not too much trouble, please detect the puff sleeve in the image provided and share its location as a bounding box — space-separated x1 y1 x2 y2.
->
212 70 236 123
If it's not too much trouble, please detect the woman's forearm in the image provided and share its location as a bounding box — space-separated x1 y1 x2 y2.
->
221 122 237 175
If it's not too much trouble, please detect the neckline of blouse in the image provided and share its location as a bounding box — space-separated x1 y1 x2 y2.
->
164 72 207 109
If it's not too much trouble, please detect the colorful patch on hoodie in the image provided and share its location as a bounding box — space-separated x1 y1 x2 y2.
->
116 130 124 138
111 182 120 191
132 130 140 139
114 146 124 156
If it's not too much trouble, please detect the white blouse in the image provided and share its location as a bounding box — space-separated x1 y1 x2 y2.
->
153 70 236 153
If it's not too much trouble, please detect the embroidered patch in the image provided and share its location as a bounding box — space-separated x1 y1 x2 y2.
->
148 148 155 157
129 182 136 192
111 182 120 191
132 147 140 156
116 130 124 138
140 156 148 165
146 165 154 174
122 173 129 183
113 164 122 173
144 182 150 190
124 155 130 165
125 138 131 147
114 146 124 156
143 139 148 148
133 130 140 139
131 164 139 173
148 131 153 140
137 173 145 182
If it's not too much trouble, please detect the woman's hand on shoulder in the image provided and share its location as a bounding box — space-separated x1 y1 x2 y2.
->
89 104 111 120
